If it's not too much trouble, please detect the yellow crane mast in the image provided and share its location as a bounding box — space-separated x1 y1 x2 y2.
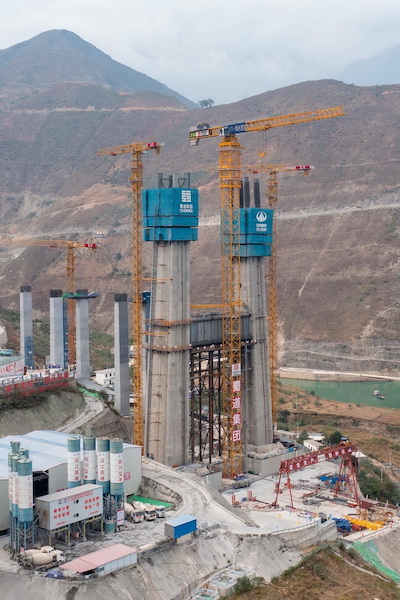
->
247 164 313 423
97 141 163 449
0 237 98 367
190 106 344 478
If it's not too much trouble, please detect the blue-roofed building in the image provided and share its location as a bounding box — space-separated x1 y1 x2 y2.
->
0 430 142 531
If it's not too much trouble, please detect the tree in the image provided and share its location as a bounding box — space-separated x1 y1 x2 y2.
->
198 98 215 108
297 431 309 444
277 408 290 424
327 430 343 446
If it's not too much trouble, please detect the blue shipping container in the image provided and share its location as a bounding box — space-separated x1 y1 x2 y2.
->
164 514 197 539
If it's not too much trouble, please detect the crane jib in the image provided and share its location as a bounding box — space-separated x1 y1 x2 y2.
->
219 122 247 136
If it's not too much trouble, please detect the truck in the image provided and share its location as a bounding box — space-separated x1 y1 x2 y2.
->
155 505 166 518
131 508 145 523
124 503 144 523
144 506 157 521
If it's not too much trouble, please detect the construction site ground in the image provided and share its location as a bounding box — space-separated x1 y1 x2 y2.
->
2 387 400 598
221 460 399 542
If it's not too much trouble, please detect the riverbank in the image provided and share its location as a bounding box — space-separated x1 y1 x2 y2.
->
279 367 400 382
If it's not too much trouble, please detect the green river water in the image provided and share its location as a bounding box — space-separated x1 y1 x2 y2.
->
280 378 400 409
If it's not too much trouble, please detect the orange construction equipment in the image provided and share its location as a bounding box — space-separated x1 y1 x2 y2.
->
97 141 163 448
0 237 98 367
190 107 344 478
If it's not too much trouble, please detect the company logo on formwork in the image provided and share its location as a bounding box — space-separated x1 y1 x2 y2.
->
181 190 192 203
256 211 268 222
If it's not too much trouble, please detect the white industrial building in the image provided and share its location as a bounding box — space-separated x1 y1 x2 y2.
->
0 430 141 531
94 369 115 388
303 439 324 452
61 543 137 576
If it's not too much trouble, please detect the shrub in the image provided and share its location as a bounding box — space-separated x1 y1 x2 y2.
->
233 576 253 593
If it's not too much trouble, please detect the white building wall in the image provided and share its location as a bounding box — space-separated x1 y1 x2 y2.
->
48 463 68 494
123 446 141 496
94 370 115 387
303 440 323 452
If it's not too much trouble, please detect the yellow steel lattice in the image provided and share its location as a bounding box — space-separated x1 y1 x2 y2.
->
97 141 162 449
219 136 243 478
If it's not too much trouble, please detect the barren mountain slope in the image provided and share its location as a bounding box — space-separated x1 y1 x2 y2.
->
0 73 399 371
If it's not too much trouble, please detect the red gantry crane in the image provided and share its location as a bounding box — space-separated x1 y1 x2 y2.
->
0 237 98 367
190 107 344 477
97 141 163 449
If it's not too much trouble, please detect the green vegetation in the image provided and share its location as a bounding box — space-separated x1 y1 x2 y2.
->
277 408 290 423
327 430 344 446
358 459 400 505
0 305 20 330
233 577 254 594
0 384 77 413
89 330 114 370
32 318 50 361
297 431 309 444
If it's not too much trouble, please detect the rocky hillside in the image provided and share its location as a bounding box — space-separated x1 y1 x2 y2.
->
0 31 399 373
0 30 194 106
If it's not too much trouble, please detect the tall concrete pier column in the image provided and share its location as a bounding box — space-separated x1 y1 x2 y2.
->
20 285 33 368
241 256 273 447
75 289 90 379
238 198 274 451
143 184 198 467
114 293 130 416
145 241 191 466
49 289 65 368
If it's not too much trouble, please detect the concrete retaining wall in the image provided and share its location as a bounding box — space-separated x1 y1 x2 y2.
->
139 475 183 507
270 518 337 548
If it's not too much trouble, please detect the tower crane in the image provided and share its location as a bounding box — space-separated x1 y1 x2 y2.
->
97 141 163 449
0 238 98 367
190 106 344 477
246 164 314 424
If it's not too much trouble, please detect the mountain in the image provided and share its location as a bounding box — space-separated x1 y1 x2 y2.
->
338 43 400 86
0 32 399 374
0 29 195 107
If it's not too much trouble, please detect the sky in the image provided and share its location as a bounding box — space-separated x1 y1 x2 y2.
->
1 0 400 105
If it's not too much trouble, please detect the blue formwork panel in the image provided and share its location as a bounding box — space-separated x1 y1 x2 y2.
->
222 233 273 245
242 208 273 235
143 188 199 227
222 244 272 257
245 233 273 245
143 227 198 242
239 244 272 257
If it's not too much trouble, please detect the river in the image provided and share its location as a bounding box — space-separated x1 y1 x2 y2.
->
280 378 400 409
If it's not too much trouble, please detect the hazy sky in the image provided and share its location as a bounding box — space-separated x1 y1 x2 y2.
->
1 0 400 104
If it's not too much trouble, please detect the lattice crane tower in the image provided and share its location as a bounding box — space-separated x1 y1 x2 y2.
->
97 141 162 448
